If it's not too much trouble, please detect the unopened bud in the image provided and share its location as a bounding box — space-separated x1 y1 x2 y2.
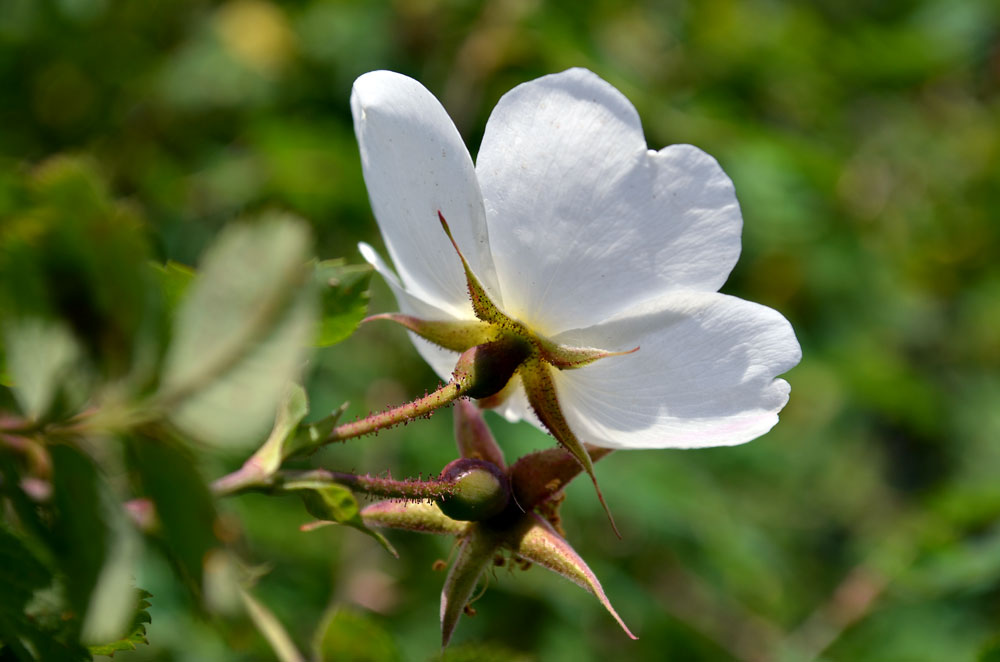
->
435 458 510 521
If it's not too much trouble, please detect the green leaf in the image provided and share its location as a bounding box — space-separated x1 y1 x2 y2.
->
159 213 318 448
47 444 140 647
313 607 399 662
438 643 536 662
87 590 151 657
239 588 305 662
0 156 163 385
314 259 372 347
128 436 219 595
244 384 310 476
0 524 53 641
2 318 81 420
151 260 196 318
282 480 396 557
284 402 348 459
78 500 141 646
49 445 109 635
980 638 1000 662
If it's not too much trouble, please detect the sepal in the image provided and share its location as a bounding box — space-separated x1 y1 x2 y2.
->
364 313 493 353
509 513 636 640
453 399 506 468
540 341 640 370
520 357 620 537
509 444 613 511
440 528 499 646
361 500 467 536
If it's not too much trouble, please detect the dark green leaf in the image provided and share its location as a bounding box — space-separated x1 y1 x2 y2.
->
159 213 317 448
0 524 52 631
314 260 372 347
438 643 536 662
313 607 399 662
49 444 139 646
151 260 196 318
282 480 396 557
49 445 108 634
128 436 219 595
981 638 1000 662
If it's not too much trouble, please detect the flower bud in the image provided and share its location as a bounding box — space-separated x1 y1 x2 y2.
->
435 458 509 521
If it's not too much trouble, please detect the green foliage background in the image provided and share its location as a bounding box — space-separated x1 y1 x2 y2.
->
1 0 999 660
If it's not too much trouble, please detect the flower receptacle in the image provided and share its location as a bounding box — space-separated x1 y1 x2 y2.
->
435 457 510 522
452 335 532 400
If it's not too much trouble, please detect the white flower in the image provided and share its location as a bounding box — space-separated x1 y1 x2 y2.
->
351 68 801 451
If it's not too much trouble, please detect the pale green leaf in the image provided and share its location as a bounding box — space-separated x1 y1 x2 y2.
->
245 383 310 476
87 590 152 657
2 318 80 419
160 214 317 447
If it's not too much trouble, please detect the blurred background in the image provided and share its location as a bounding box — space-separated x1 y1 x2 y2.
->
1 0 999 660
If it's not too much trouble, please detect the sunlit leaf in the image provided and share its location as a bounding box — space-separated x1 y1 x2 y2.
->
86 590 152 657
244 383 310 476
283 480 396 557
314 259 372 347
2 318 81 420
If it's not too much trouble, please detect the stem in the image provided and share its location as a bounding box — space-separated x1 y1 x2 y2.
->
211 462 271 497
324 380 469 443
213 466 455 501
314 469 455 501
0 432 52 479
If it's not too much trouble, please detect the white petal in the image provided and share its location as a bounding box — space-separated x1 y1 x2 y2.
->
476 68 742 335
352 71 500 318
358 242 466 384
547 292 801 449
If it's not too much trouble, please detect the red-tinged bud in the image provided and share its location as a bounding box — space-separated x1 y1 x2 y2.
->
435 458 510 522
452 335 532 400
453 399 506 469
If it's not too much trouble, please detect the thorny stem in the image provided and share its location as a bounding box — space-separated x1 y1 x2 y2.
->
324 379 470 443
212 469 455 501
214 378 474 498
296 469 456 501
212 467 456 501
